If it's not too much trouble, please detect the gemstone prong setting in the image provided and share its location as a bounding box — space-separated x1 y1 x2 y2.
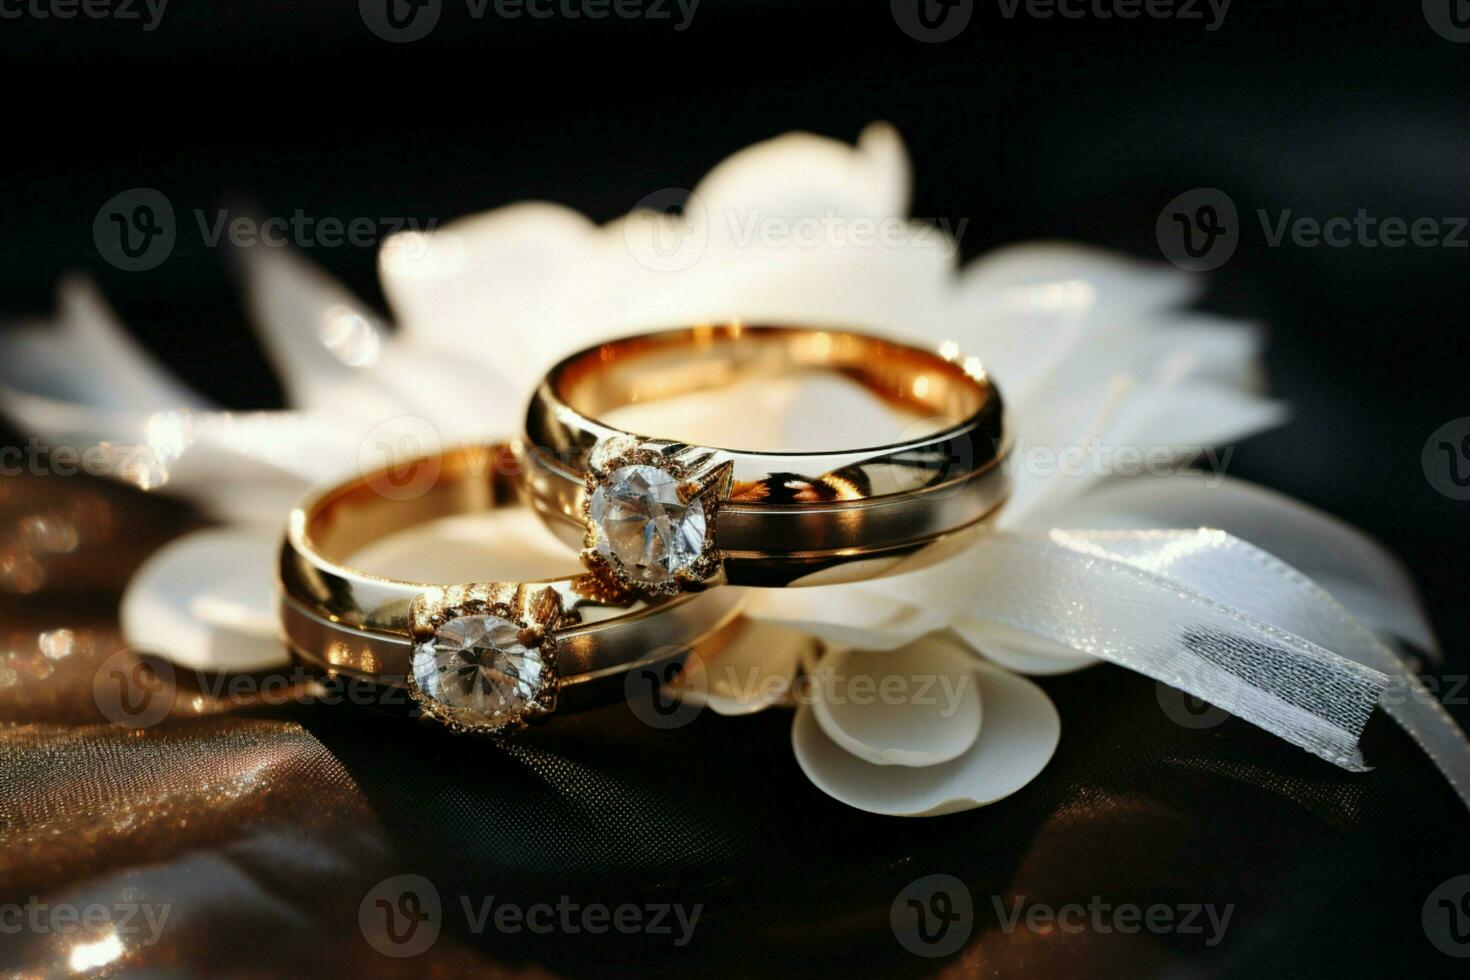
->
405 585 563 734
581 443 727 596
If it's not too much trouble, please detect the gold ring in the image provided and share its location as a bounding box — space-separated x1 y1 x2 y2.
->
276 444 742 733
522 324 1010 592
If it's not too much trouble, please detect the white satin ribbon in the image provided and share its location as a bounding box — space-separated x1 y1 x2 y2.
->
881 528 1470 805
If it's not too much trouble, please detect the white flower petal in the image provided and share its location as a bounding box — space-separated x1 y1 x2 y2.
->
669 619 809 715
1002 379 1285 524
1007 313 1267 414
363 343 522 441
238 244 399 416
953 618 1099 675
599 378 801 451
382 201 606 368
792 663 1059 817
1102 382 1286 460
745 585 953 651
0 277 209 413
602 369 921 455
346 507 578 583
0 389 150 461
0 280 214 461
113 409 354 523
380 126 936 387
810 638 982 766
1133 315 1268 391
120 526 287 672
694 122 911 229
956 242 1199 317
778 372 919 452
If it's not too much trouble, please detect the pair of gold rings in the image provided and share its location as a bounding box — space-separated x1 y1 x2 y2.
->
277 324 1009 733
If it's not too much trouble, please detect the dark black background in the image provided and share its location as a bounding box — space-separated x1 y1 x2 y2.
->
2 2 1469 975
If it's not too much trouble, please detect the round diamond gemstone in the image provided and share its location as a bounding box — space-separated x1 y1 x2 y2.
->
589 464 708 586
411 615 545 726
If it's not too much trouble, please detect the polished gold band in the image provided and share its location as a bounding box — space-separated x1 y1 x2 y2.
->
522 324 1010 590
276 445 742 728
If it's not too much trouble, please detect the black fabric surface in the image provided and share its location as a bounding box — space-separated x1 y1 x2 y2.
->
296 666 1468 976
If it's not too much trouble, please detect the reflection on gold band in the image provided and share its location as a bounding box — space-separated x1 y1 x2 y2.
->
523 324 1010 587
277 444 742 686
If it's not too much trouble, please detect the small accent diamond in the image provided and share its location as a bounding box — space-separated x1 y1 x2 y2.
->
411 614 545 727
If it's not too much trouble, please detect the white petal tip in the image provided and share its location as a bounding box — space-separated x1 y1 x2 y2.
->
810 639 983 767
120 527 289 673
793 664 1060 817
670 619 811 715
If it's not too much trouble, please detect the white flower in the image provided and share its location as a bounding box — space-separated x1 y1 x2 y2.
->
669 624 1061 817
3 124 1455 815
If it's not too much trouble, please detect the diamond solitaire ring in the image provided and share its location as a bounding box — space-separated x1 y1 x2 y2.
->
277 445 742 733
522 324 1010 592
